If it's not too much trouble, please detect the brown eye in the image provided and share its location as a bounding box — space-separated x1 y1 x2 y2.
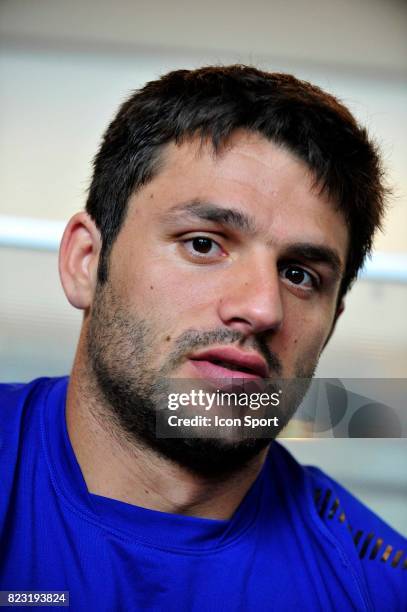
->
182 236 224 260
281 265 316 289
285 267 306 284
192 237 213 254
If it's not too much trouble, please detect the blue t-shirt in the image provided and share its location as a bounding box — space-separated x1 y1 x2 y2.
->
0 377 406 611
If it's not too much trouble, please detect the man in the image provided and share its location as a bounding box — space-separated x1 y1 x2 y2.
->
0 65 405 610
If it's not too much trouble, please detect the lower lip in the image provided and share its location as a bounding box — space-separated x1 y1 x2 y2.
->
189 359 262 380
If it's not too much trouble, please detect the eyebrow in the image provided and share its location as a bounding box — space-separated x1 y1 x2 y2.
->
163 200 256 234
281 243 343 278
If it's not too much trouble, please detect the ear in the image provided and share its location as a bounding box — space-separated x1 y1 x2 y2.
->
335 299 345 320
322 298 345 350
59 212 102 310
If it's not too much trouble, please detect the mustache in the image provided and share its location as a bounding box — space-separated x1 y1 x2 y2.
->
166 328 282 376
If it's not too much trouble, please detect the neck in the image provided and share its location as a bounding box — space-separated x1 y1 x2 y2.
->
66 341 269 520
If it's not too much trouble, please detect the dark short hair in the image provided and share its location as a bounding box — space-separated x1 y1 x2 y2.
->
86 64 387 298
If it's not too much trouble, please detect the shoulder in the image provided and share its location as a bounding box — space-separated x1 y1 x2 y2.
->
0 377 66 454
271 442 407 609
0 377 70 467
0 376 68 515
0 377 57 426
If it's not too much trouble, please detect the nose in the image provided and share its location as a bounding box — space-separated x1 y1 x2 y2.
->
217 256 284 336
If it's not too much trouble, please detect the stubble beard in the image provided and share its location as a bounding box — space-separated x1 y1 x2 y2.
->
86 281 316 478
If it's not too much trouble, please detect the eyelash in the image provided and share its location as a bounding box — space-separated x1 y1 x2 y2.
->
181 236 320 290
279 264 320 291
181 235 226 260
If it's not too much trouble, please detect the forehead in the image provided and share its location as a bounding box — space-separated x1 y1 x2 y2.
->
126 131 348 261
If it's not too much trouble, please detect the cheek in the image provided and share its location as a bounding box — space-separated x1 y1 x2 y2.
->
279 307 333 361
130 268 216 343
146 254 224 306
297 333 326 363
148 271 209 308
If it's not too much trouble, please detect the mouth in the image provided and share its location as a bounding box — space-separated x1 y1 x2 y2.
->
188 346 268 380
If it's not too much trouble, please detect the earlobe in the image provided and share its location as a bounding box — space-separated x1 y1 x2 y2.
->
59 212 101 310
336 299 345 319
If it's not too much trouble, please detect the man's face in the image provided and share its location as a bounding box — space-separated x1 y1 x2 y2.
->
86 131 348 475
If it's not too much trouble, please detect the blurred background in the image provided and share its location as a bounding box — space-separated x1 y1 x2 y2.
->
0 1 406 533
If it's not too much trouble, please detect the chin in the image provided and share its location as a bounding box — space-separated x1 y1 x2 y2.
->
147 435 272 479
